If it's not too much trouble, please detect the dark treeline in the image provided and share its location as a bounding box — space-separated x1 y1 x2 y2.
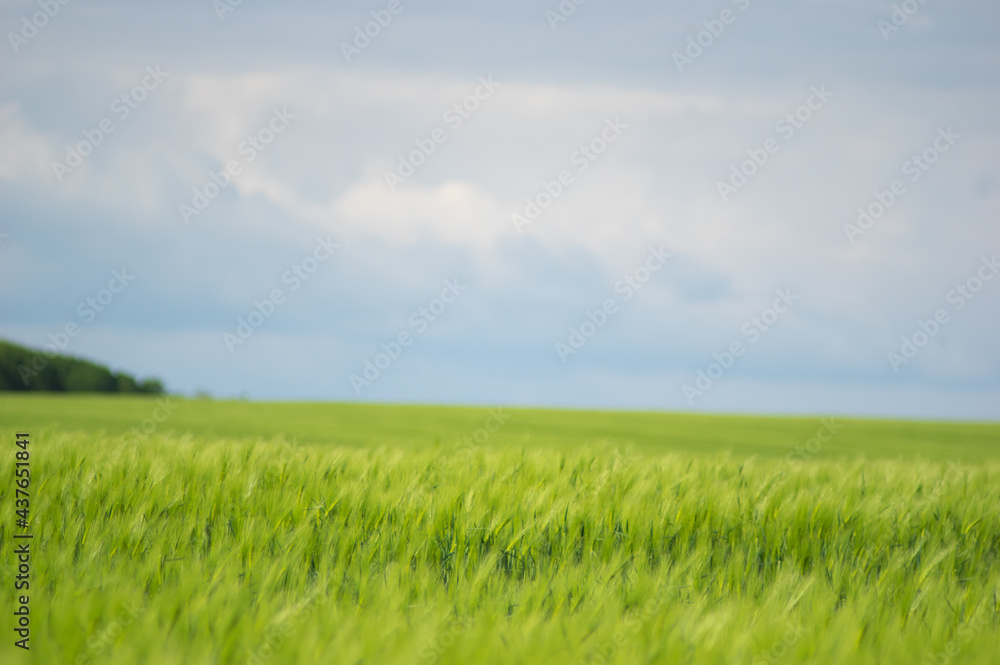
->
0 339 164 394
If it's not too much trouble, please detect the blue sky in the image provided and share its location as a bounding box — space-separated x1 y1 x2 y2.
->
1 0 998 419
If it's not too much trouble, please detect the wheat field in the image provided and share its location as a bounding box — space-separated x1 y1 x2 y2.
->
1 397 998 664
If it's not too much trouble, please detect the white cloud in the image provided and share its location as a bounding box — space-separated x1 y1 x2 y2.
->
334 173 504 248
0 103 51 181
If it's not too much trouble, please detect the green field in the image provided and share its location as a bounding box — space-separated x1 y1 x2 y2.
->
1 396 998 664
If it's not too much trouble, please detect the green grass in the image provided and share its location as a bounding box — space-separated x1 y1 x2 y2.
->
3 394 999 461
1 396 998 664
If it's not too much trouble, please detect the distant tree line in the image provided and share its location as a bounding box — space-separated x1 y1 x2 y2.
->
0 339 164 394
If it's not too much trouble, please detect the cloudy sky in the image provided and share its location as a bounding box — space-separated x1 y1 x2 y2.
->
1 0 998 419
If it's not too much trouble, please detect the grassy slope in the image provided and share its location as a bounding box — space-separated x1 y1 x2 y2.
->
2 394 999 461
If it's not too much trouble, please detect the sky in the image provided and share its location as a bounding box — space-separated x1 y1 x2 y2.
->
1 0 998 420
